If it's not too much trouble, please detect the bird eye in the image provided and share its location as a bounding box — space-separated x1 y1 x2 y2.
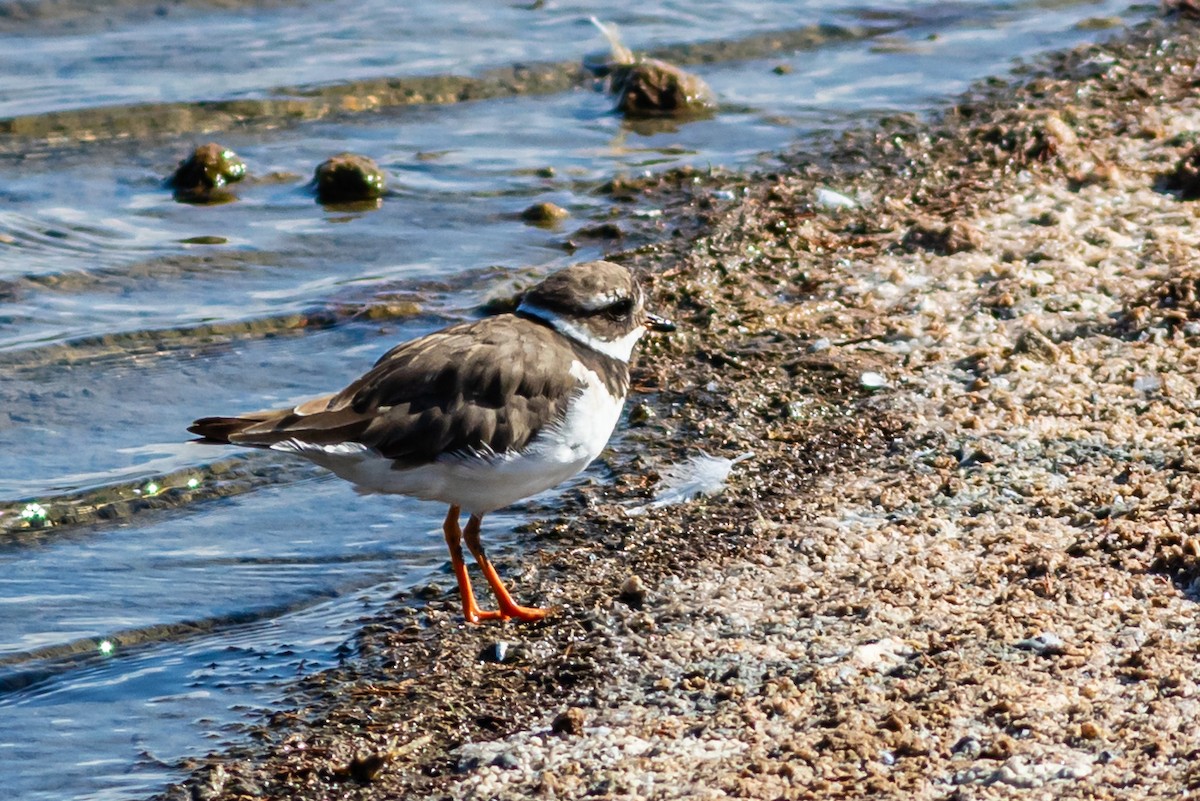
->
605 298 634 318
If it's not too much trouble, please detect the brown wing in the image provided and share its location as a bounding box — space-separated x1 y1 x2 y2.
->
189 316 581 467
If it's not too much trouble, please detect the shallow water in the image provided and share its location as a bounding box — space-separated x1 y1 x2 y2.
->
0 0 1138 798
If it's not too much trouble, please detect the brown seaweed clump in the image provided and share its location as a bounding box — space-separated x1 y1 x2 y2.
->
168 142 246 204
900 218 983 255
585 18 716 119
1117 267 1200 336
313 153 387 204
976 113 1079 170
1162 143 1200 200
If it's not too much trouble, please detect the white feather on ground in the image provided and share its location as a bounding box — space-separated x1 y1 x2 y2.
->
628 452 753 516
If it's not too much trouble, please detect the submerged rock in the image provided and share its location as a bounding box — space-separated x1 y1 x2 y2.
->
585 18 716 119
168 142 246 203
313 153 387 204
571 221 623 240
521 201 570 226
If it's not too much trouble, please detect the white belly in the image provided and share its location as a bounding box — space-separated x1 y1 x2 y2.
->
275 361 626 514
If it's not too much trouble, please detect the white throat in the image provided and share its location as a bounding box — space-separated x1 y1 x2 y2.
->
517 301 644 362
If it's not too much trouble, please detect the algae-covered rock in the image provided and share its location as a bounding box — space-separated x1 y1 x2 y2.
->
168 142 246 203
521 201 570 226
585 18 716 119
313 153 387 204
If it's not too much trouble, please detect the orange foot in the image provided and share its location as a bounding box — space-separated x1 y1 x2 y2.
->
463 607 504 624
498 604 550 623
463 602 550 625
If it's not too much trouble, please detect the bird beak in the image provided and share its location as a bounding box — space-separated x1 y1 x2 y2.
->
645 312 676 333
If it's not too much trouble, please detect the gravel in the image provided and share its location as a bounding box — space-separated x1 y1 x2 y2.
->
160 16 1200 801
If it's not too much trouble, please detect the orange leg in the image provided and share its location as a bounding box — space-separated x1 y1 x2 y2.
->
463 513 549 623
442 506 502 624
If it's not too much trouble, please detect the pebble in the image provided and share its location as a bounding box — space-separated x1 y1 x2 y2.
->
990 757 1092 788
860 371 888 389
618 575 647 610
551 707 588 736
627 403 656 425
1014 632 1066 655
807 337 832 353
951 736 983 759
479 642 510 663
1133 374 1161 393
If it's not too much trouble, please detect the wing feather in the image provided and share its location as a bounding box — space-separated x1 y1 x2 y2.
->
189 316 581 467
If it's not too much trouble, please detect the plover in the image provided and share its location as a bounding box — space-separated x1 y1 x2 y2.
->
189 260 674 624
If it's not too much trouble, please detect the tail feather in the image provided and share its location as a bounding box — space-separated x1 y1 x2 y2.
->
188 414 273 444
189 394 369 449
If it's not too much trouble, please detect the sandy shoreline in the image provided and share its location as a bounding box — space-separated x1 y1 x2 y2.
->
163 15 1200 800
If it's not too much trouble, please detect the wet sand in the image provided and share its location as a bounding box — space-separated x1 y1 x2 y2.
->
160 15 1200 801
